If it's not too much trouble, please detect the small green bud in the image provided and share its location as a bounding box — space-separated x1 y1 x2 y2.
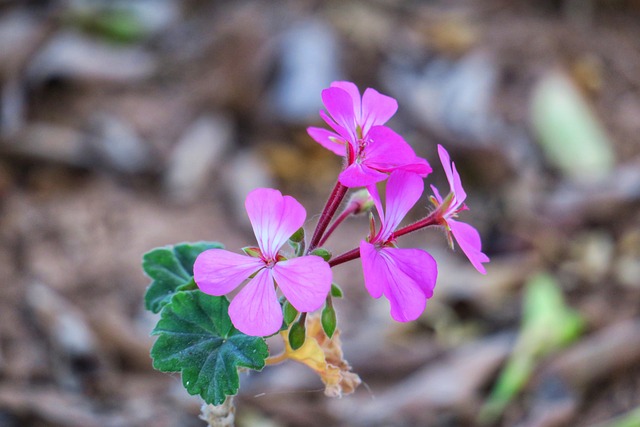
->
330 283 343 298
289 227 305 243
283 300 298 325
311 248 332 262
288 320 306 350
241 246 262 258
349 189 375 214
321 303 337 338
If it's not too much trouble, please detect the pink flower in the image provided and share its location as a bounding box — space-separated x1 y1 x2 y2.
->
307 81 431 188
431 145 490 274
194 188 332 336
360 170 437 322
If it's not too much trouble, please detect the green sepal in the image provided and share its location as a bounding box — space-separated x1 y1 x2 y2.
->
288 227 305 243
150 290 269 405
288 320 306 350
310 248 332 262
142 241 222 313
283 300 298 326
330 283 343 298
321 303 337 338
241 246 262 258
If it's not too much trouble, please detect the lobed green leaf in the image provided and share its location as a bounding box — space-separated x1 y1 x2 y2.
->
151 291 268 405
142 241 223 313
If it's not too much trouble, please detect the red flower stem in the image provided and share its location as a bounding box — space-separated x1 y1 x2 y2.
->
393 212 440 238
309 181 348 251
317 202 358 247
329 247 361 267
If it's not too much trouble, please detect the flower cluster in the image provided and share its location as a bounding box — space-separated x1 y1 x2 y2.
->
194 81 489 337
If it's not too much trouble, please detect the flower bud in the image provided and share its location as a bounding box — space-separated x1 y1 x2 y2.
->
283 300 298 325
288 320 306 350
348 189 374 215
321 303 337 338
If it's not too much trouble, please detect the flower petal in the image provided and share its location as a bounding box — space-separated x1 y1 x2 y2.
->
194 249 264 296
430 184 444 204
438 144 466 203
321 87 357 141
228 268 282 336
338 162 388 188
364 126 418 171
331 81 361 120
307 127 347 156
379 170 424 239
359 241 385 299
396 156 432 177
320 110 351 144
449 219 490 274
245 188 306 259
360 88 398 135
360 244 437 322
272 256 332 312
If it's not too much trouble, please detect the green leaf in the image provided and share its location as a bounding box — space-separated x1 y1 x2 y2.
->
151 291 268 405
531 71 614 183
479 272 584 424
143 241 223 313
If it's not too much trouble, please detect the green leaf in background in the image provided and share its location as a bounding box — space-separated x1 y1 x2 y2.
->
531 71 615 183
143 241 223 313
151 291 269 405
479 272 584 424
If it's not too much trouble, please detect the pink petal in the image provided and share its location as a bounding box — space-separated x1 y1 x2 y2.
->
306 127 347 156
194 249 264 296
360 88 398 135
364 126 418 172
338 162 388 188
321 87 357 141
438 145 466 203
379 170 424 239
245 188 306 259
272 256 332 312
449 219 490 274
360 243 437 322
228 269 282 336
331 81 362 119
366 182 384 231
320 110 351 143
397 156 432 177
430 184 444 204
359 241 385 298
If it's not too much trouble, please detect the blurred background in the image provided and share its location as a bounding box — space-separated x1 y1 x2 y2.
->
1 0 640 426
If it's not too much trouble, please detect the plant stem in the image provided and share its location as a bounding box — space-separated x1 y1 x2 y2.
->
329 247 361 267
265 352 289 365
318 202 358 247
393 212 439 238
309 181 348 251
200 397 235 427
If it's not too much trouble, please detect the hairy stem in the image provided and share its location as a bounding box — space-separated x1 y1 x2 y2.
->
329 247 361 267
318 202 358 247
309 181 348 251
393 212 439 238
